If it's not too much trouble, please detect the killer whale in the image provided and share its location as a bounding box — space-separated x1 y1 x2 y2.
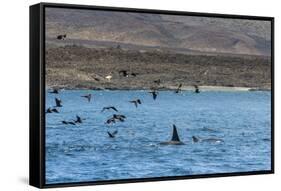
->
160 125 184 145
192 136 224 143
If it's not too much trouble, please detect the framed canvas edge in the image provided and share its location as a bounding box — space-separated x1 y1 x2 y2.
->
29 2 275 189
41 2 274 20
29 3 45 188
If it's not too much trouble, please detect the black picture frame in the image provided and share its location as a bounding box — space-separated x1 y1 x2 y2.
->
30 2 275 189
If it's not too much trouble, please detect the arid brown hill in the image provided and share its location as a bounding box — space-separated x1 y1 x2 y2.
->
46 8 271 56
46 45 271 90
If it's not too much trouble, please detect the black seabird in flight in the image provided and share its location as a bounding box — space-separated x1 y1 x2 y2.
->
49 88 59 94
55 98 62 107
61 120 76 125
113 114 126 122
105 118 116 124
46 107 59 113
75 115 85 124
81 94 92 102
101 106 119 112
148 90 159 100
129 99 142 108
107 130 118 138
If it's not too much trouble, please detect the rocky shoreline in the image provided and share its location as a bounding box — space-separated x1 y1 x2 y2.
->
46 45 271 91
46 85 271 92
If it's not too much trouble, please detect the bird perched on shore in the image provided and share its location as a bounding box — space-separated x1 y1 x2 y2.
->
107 130 118 138
153 79 161 86
194 85 200 93
94 77 100 81
81 94 92 102
46 107 59 113
129 99 142 108
148 89 159 100
131 72 138 77
105 74 112 81
57 34 66 40
175 83 182 93
49 88 59 94
101 106 118 112
119 70 138 77
119 70 129 77
55 98 62 107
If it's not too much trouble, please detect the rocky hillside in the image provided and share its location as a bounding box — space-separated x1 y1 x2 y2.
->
45 7 271 56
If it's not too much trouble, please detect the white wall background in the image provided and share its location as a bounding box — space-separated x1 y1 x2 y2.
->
0 0 279 190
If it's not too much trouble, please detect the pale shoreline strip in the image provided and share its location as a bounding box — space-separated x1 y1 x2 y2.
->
46 85 271 92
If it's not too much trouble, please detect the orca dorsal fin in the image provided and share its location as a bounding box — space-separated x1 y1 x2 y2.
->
171 124 181 142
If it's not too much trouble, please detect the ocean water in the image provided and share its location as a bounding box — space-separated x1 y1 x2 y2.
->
45 90 271 184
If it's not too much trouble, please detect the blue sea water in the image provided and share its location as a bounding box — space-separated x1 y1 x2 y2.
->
45 90 271 184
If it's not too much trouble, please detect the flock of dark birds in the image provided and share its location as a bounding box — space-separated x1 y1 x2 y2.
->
49 33 219 144
47 74 201 142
